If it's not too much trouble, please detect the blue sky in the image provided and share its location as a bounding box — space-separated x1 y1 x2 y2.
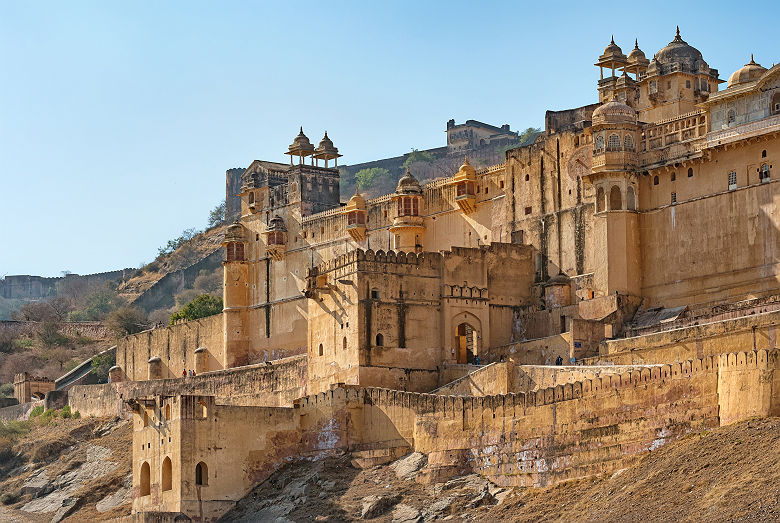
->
1 1 777 277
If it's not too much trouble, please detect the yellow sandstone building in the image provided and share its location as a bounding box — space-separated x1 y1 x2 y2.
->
67 30 780 521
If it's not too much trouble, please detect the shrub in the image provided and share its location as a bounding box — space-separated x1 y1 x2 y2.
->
0 492 19 505
73 410 80 419
91 353 116 384
61 405 72 419
169 294 223 325
30 405 44 418
106 306 148 337
0 383 13 398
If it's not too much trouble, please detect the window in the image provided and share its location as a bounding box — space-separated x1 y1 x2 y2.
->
595 135 604 151
162 457 172 492
143 410 149 427
343 337 347 350
667 81 671 89
626 186 636 211
524 206 532 215
375 333 384 347
727 109 736 124
671 192 677 204
760 163 770 182
140 462 151 496
226 242 245 262
609 186 622 210
653 175 659 186
671 172 676 182
248 192 254 205
686 80 691 89
728 171 737 190
607 134 621 150
164 404 170 422
198 401 207 419
624 134 634 150
500 180 504 189
195 462 208 486
596 187 605 213
525 174 530 181
688 167 694 178
772 93 780 115
649 80 657 94
371 288 380 299
762 150 767 158
318 343 324 356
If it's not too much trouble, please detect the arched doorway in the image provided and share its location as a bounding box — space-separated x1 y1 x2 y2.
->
455 322 479 364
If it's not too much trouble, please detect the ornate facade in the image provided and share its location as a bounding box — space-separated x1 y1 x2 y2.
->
99 30 780 521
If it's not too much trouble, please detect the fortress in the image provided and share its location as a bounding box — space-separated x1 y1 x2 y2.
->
60 29 780 521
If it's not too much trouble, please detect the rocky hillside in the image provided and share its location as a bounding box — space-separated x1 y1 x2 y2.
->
2 416 778 521
116 226 225 313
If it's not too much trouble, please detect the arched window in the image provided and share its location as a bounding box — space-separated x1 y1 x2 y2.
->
607 134 621 151
762 150 767 158
760 163 770 182
162 457 172 492
375 333 384 347
688 167 694 178
343 337 347 350
198 400 207 419
624 134 634 151
164 404 170 422
140 462 151 496
609 186 622 210
596 187 605 213
626 186 636 210
318 343 324 356
195 462 208 486
248 192 255 204
595 135 605 151
653 175 659 186
727 109 736 124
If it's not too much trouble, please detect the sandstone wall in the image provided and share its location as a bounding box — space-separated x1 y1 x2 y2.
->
116 314 225 382
595 309 780 364
69 354 308 417
717 348 780 425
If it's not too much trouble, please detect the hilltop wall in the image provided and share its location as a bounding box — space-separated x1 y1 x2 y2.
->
131 248 224 313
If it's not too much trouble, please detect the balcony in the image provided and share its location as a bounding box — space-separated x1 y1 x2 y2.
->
706 114 780 149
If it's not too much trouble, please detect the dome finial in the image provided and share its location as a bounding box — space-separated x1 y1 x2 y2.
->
611 35 615 44
300 126 303 133
634 38 639 48
750 53 755 64
676 26 680 38
464 154 469 165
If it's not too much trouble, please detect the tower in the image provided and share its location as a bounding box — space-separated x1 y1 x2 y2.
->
222 221 250 367
390 168 425 252
584 99 641 296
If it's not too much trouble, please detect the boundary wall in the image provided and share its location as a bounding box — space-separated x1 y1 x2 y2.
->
116 314 225 382
70 355 308 417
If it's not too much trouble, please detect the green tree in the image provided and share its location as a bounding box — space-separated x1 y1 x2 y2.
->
354 167 389 191
169 294 223 324
91 353 116 384
106 306 149 337
207 200 227 229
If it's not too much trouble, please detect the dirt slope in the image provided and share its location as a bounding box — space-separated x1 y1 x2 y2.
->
2 416 779 522
226 417 780 522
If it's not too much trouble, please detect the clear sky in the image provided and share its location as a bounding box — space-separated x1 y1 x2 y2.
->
1 1 777 277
